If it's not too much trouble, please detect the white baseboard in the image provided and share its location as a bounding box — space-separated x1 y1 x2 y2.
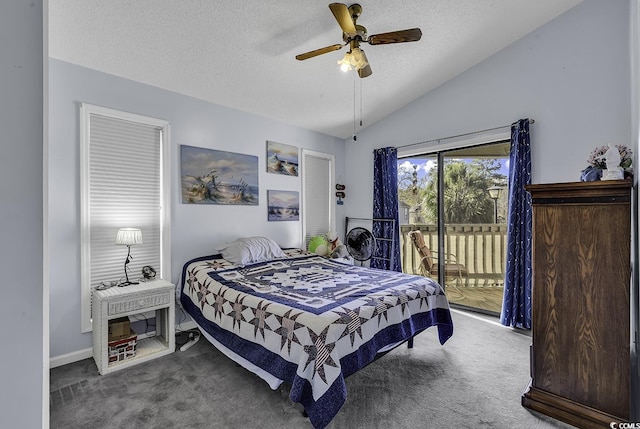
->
50 348 93 368
50 320 200 368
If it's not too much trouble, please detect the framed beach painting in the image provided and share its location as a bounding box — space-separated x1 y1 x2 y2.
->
266 141 299 176
180 145 259 205
267 190 299 221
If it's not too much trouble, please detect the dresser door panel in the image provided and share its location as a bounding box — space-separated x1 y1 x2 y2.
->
532 198 630 420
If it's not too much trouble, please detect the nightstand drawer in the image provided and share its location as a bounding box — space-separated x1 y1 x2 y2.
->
108 291 171 315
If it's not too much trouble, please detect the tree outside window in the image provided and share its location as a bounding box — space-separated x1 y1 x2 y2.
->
398 158 507 224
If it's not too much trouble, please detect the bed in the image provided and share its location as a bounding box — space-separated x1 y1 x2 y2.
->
179 237 454 428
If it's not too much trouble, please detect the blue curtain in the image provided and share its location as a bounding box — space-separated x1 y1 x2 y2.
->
371 147 401 272
500 119 532 329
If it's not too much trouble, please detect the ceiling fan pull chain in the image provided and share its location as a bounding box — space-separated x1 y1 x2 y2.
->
353 73 357 141
360 79 363 127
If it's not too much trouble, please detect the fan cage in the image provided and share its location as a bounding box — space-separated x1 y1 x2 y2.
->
345 227 376 262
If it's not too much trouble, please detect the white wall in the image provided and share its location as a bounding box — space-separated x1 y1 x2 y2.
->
49 59 345 359
0 1 45 428
344 0 632 217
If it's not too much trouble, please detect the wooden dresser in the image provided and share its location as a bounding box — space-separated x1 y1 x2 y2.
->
522 181 631 428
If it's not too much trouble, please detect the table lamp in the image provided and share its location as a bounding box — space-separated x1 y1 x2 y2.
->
115 228 143 286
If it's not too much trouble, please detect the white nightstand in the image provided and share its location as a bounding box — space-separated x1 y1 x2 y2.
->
92 279 175 375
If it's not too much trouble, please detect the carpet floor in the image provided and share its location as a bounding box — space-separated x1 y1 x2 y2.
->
50 310 574 428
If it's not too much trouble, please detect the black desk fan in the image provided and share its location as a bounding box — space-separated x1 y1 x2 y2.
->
345 227 376 265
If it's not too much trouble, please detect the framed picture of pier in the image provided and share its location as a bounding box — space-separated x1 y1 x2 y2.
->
267 190 299 221
180 145 259 205
266 141 299 176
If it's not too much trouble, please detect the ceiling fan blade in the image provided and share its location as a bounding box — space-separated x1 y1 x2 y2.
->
358 64 372 78
368 28 422 45
295 44 344 61
329 3 357 35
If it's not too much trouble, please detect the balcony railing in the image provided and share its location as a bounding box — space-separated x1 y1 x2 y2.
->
400 224 507 287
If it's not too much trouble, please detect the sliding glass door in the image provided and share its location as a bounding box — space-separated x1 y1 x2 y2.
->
398 142 509 315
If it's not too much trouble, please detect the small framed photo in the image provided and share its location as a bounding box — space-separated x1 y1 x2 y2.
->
266 141 298 176
267 190 299 221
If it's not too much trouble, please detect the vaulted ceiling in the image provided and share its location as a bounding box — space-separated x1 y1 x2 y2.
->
49 0 582 139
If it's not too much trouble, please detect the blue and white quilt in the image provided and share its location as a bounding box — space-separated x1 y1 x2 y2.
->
180 249 453 429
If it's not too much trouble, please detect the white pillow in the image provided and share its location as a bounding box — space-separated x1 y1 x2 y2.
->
219 236 286 265
219 241 251 265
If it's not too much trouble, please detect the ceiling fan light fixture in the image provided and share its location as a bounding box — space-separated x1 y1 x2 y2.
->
338 51 352 72
338 48 368 73
349 47 368 71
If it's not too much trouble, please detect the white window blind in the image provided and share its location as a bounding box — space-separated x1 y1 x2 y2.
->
80 104 170 332
302 150 335 247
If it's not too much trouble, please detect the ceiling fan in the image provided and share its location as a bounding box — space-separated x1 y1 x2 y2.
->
295 3 422 78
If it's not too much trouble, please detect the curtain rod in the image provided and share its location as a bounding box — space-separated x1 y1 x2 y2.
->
396 118 535 150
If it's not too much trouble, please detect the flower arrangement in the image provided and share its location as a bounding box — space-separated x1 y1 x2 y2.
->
587 144 633 170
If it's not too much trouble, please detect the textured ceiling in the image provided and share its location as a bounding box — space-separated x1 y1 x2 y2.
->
49 0 582 139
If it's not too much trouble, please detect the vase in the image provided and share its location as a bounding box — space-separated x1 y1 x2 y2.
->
580 166 602 182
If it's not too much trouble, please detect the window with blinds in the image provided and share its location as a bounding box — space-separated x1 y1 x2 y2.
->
301 150 335 247
80 104 170 332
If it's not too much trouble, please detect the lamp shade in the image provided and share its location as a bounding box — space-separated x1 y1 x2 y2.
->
115 228 143 246
349 47 368 70
337 51 352 72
